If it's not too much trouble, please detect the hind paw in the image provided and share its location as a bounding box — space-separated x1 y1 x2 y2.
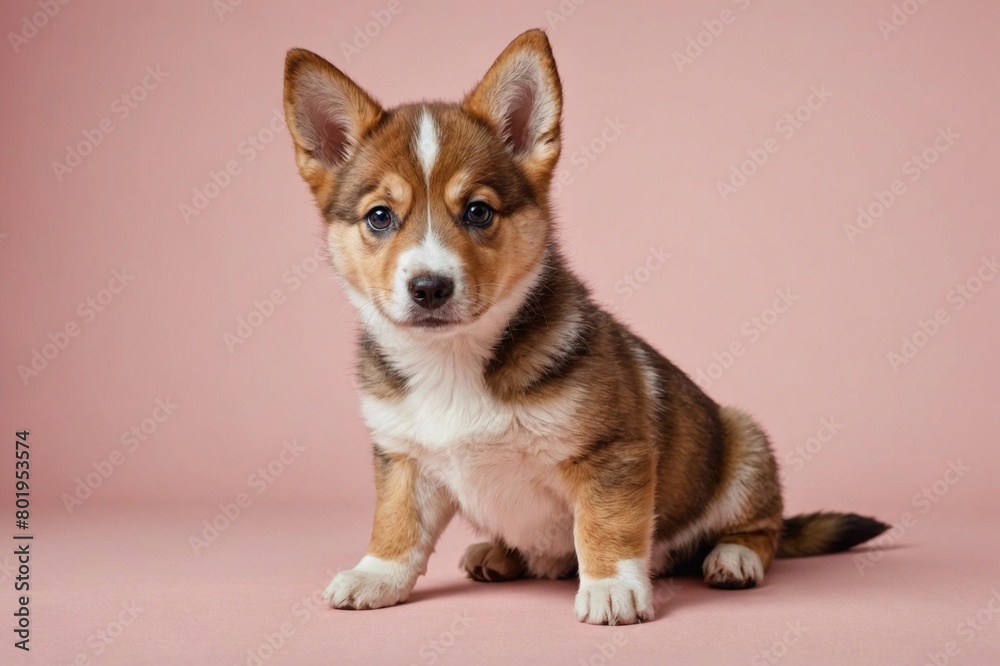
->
461 542 525 582
703 544 764 589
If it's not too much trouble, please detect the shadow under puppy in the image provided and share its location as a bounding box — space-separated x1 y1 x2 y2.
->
282 29 888 625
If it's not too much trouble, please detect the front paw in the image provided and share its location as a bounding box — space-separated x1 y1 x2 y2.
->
322 556 415 610
575 569 654 625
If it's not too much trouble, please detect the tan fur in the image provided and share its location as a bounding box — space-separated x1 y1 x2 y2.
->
559 443 657 579
366 453 422 561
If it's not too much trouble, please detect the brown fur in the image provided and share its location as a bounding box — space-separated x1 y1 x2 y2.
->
285 29 889 624
463 542 526 582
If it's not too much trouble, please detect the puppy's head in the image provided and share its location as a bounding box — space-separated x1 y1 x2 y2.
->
283 30 562 334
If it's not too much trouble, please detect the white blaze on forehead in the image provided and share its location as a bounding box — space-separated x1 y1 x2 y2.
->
416 109 439 181
415 107 441 240
390 109 463 319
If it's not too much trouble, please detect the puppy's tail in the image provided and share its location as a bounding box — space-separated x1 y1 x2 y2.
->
776 511 890 558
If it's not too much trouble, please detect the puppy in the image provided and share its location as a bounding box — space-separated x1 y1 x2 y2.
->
282 29 888 625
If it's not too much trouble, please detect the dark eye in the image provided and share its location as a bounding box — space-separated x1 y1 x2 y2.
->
366 206 394 232
463 202 494 228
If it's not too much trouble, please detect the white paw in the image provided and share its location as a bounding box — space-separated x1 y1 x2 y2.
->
703 543 764 589
322 556 415 610
575 560 654 625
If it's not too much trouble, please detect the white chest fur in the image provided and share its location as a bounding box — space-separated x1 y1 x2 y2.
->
359 332 580 563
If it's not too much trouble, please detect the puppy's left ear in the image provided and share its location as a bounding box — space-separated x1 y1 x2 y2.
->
463 29 562 187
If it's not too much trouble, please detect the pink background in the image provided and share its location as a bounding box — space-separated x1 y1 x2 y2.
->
1 0 998 664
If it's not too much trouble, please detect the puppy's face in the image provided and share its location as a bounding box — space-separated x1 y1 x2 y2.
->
284 31 563 333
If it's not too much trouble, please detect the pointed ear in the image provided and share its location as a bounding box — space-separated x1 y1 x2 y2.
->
283 48 383 196
463 30 562 185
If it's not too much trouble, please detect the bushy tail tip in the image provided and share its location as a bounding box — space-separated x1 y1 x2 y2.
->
776 511 890 558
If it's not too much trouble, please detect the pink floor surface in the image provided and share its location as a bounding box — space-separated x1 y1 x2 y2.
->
33 499 1000 665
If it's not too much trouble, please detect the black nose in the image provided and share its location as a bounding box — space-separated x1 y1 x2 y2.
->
408 274 454 310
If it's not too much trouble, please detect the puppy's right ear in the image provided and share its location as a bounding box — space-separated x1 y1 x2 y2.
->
283 48 383 198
